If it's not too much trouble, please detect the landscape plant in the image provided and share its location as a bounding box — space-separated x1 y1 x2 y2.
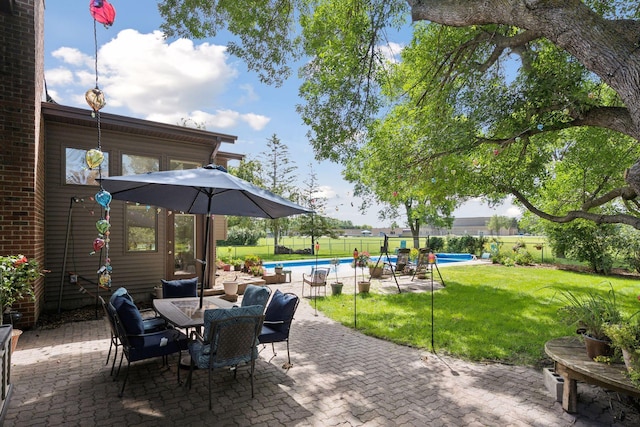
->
555 283 623 341
0 255 42 322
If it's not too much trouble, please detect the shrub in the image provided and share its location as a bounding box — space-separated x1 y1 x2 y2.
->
513 248 534 266
427 236 444 252
545 220 617 274
446 235 486 255
218 227 264 246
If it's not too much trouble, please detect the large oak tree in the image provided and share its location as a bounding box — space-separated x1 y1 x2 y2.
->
159 0 640 229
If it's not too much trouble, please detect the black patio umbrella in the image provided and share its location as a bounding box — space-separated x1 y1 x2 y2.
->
100 164 313 307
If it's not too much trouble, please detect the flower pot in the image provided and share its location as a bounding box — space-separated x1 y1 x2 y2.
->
583 334 613 359
223 264 231 271
622 348 638 371
369 266 383 278
237 282 247 295
331 282 343 296
223 281 238 296
358 281 371 293
275 267 283 275
11 329 22 353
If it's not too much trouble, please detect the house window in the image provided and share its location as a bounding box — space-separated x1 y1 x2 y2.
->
122 154 159 175
170 160 200 272
123 154 159 252
126 205 158 252
170 160 201 170
65 148 109 185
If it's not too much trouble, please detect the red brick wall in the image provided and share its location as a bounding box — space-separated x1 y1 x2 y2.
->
0 0 46 328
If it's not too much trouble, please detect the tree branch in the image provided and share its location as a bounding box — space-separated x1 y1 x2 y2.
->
510 188 640 228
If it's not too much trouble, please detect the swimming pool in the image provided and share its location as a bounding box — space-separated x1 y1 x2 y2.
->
262 253 474 271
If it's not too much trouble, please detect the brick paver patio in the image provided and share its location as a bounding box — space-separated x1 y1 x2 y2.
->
5 272 640 426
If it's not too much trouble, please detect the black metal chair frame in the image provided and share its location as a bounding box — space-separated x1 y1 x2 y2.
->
186 313 264 410
258 292 300 366
107 301 185 397
99 296 121 376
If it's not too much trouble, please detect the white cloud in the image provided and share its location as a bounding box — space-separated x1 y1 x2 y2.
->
51 47 93 67
97 30 236 115
316 185 337 199
241 113 270 130
237 84 259 105
45 29 272 133
44 67 74 85
378 42 404 63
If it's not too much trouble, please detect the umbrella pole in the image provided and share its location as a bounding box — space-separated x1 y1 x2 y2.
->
200 202 213 309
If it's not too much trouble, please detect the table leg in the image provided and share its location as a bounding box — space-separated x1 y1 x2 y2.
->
556 363 578 413
562 377 578 413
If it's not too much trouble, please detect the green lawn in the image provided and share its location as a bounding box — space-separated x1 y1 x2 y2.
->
314 264 640 367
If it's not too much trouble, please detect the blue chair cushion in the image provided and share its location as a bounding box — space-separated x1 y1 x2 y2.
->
161 278 198 298
110 287 131 305
263 290 297 332
128 328 188 361
241 285 270 310
258 324 287 344
189 305 263 369
113 295 144 335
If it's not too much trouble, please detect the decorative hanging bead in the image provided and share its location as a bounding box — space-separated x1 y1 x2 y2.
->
85 148 104 169
85 87 106 111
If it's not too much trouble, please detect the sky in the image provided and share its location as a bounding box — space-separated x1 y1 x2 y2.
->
43 1 521 227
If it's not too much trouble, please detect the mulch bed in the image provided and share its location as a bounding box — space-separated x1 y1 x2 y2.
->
36 305 104 330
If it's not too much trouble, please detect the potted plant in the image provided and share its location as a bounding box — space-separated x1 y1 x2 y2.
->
352 251 371 293
604 319 640 377
557 284 622 359
330 257 343 295
603 295 640 383
232 258 243 271
274 263 284 275
215 258 230 271
368 261 383 278
250 265 263 277
0 254 44 352
244 254 261 273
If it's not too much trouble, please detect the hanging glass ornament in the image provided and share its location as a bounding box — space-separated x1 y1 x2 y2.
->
85 148 104 169
93 238 105 252
99 272 111 288
85 88 106 111
89 0 116 27
95 189 112 208
96 219 110 234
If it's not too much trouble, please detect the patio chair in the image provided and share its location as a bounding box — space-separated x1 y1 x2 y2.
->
108 293 188 397
109 287 167 330
258 290 300 367
160 277 198 298
302 267 330 298
395 248 411 273
186 305 264 410
240 284 271 311
412 248 431 279
101 290 167 376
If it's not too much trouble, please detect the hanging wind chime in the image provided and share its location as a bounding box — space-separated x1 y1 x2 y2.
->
86 0 116 290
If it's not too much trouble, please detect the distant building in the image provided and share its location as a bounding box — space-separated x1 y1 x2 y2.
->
370 217 518 238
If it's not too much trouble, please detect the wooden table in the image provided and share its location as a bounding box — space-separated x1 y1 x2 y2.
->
545 336 640 413
153 296 234 329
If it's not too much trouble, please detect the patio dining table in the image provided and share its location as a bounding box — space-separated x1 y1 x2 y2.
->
153 296 235 329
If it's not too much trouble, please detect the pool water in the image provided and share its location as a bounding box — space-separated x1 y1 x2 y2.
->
263 253 474 273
